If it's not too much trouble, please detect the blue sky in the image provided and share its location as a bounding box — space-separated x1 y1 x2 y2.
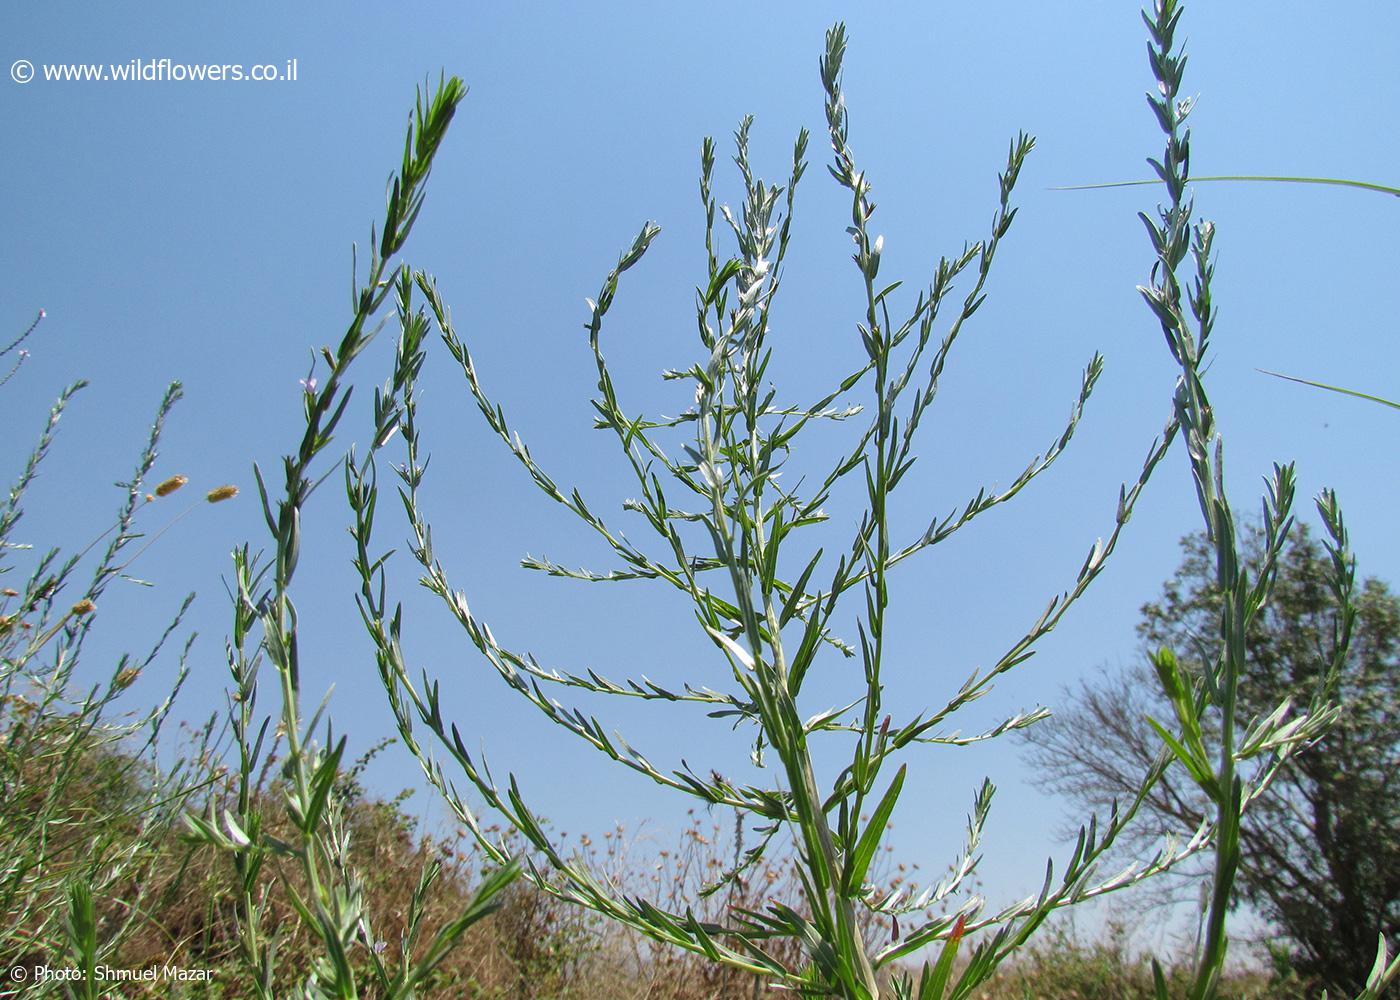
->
3 1 1397 934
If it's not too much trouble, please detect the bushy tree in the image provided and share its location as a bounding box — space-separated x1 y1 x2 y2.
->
1028 524 1400 994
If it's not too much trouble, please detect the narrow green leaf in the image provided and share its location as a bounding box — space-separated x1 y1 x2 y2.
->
1259 369 1400 411
845 764 905 892
301 736 347 833
1054 173 1400 199
1151 957 1170 1000
918 914 967 1000
1146 715 1220 801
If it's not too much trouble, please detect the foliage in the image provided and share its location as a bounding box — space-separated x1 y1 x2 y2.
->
182 74 520 1000
1128 2 1397 996
1028 525 1400 994
9 720 1331 999
1056 98 1400 418
0 350 225 988
334 10 1293 1000
1057 175 1400 200
9 3 1400 998
976 915 1313 1000
1257 372 1400 414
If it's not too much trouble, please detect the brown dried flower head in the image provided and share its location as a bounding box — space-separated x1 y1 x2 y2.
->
154 474 188 497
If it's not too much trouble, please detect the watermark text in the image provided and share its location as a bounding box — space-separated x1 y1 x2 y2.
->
11 57 298 85
5 962 214 992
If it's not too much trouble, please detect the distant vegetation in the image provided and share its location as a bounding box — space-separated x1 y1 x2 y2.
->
0 726 1333 997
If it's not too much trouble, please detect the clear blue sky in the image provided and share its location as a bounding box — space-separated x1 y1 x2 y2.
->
3 1 1397 932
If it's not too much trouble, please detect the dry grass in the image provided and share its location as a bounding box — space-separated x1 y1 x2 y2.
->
0 725 1315 999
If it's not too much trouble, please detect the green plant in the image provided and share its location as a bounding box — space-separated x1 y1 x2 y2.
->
0 368 222 988
1131 2 1395 996
184 75 518 1000
1054 86 1399 421
36 3 1368 998
1257 371 1399 414
0 309 43 388
1057 174 1400 200
1029 524 1400 995
334 17 1274 1000
975 913 1316 1000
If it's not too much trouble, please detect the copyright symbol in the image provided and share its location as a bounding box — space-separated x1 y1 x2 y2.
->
8 964 27 981
10 59 35 84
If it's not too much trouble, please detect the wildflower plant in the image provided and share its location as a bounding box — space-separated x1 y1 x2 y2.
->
0 309 43 388
184 75 519 1000
0 0 1380 996
0 368 216 978
336 22 1258 1000
1134 3 1396 997
128 4 1390 999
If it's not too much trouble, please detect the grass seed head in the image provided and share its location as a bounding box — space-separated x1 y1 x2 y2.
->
154 474 188 497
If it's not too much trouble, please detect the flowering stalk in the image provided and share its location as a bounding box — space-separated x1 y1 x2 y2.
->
188 74 516 1000
1135 3 1370 997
